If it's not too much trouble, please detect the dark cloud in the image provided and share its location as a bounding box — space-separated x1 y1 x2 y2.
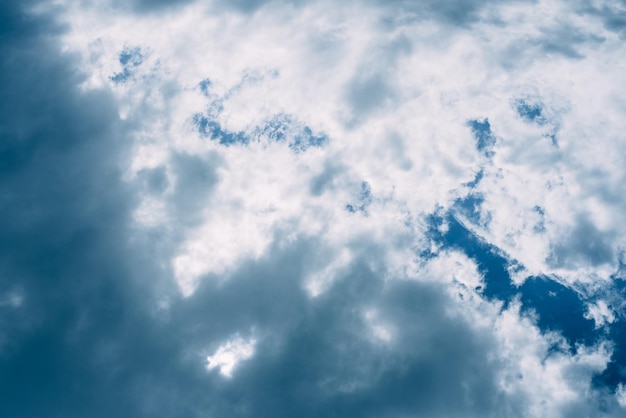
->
0 1 167 415
162 243 514 418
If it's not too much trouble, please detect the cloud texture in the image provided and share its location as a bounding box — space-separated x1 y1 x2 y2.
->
2 0 626 416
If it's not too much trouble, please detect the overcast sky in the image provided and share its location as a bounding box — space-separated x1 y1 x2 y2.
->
2 0 626 416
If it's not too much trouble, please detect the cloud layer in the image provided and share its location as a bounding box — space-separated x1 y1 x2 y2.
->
2 0 626 416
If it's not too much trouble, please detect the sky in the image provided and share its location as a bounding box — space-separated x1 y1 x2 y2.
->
1 0 626 416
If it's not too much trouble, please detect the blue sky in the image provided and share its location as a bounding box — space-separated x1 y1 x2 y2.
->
2 0 626 416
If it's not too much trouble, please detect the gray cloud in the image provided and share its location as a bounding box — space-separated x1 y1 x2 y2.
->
145 243 514 418
345 74 396 120
577 0 626 38
169 152 221 225
0 1 157 415
110 0 533 26
109 0 196 13
367 0 537 26
549 216 616 268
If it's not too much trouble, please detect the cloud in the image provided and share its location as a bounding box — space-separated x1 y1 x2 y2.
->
206 334 256 378
0 1 143 415
3 0 626 416
167 249 509 417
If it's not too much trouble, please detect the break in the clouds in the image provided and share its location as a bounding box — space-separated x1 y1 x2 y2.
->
2 0 626 416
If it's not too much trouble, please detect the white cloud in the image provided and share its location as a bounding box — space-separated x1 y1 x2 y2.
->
616 383 626 408
206 334 257 378
362 307 394 344
585 300 615 329
494 300 611 416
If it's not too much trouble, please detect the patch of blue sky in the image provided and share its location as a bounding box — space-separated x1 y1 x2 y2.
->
289 126 328 152
514 99 545 124
425 208 602 354
193 112 328 150
257 114 329 152
206 99 225 118
193 114 248 146
513 99 560 146
519 276 598 351
198 78 212 97
110 69 132 83
259 114 292 142
195 78 224 116
464 169 484 189
194 76 328 151
426 212 515 303
591 277 626 390
119 47 143 66
110 47 144 84
467 118 496 156
346 181 372 214
453 194 488 227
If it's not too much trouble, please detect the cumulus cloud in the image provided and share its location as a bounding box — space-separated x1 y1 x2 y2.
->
2 0 626 416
